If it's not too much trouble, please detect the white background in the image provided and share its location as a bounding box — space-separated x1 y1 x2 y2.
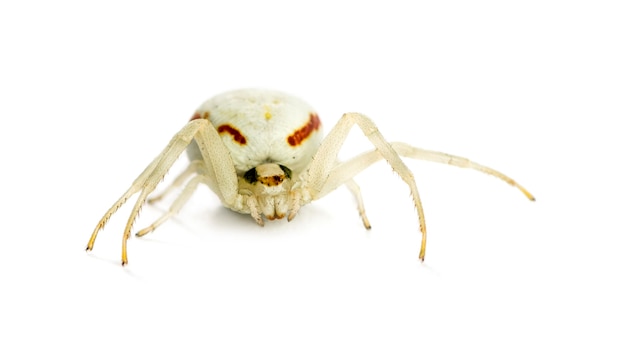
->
1 1 624 346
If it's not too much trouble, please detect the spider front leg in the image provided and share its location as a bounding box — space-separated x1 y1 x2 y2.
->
145 160 204 204
299 112 428 261
86 119 239 265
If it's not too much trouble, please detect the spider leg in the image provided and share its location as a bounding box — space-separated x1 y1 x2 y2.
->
344 179 371 230
300 112 428 261
87 119 238 265
146 160 203 204
192 125 239 207
306 140 534 263
321 142 534 201
136 175 207 237
390 142 535 200
86 150 170 252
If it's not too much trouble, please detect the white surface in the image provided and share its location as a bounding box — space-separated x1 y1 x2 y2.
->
1 1 624 346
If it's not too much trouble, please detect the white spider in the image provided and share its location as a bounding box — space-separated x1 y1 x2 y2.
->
86 89 534 265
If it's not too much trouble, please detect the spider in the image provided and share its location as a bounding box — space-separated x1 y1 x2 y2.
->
86 89 534 265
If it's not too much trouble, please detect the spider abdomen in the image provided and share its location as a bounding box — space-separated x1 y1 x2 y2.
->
187 89 323 176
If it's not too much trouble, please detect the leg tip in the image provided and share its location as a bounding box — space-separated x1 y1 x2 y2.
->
361 216 372 230
517 185 536 201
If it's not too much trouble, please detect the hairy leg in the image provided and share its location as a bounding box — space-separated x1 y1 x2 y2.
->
298 113 427 261
135 175 208 237
87 119 240 265
321 142 534 201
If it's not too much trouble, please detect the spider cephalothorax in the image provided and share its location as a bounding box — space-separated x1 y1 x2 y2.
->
240 163 294 221
86 89 534 265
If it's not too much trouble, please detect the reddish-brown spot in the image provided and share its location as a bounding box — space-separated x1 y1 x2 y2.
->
189 111 210 121
258 175 284 187
287 113 321 146
218 124 247 145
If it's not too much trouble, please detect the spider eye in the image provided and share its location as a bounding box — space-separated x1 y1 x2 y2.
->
245 164 292 186
243 167 258 183
278 165 292 179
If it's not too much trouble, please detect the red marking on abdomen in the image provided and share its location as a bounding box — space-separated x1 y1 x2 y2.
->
218 124 247 145
287 113 321 146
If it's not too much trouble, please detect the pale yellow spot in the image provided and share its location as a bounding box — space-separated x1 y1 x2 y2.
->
263 105 272 120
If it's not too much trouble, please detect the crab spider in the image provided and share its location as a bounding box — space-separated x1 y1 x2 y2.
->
86 89 534 265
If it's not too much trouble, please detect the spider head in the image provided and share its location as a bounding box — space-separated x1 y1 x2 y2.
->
242 163 293 220
244 163 291 187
